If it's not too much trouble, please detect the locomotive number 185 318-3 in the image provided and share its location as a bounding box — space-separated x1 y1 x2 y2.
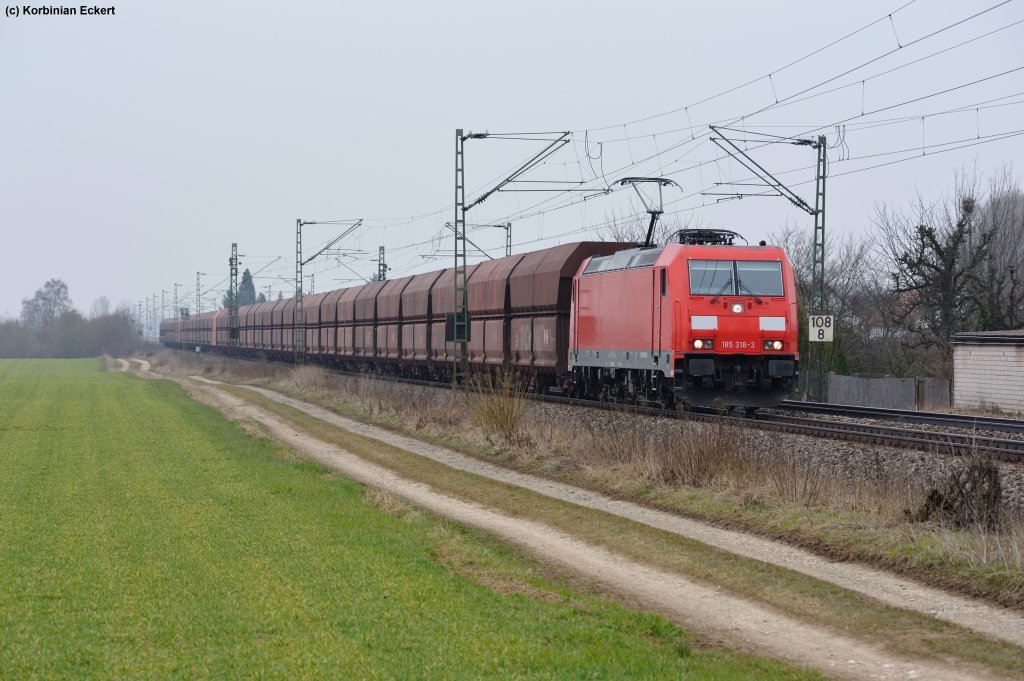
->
719 340 757 350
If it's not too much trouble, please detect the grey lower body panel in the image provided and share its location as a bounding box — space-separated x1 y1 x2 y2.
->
569 348 673 372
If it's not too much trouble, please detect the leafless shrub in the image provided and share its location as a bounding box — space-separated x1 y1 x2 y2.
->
638 420 748 487
931 511 1024 597
836 450 930 520
525 416 582 461
761 443 830 507
290 365 332 392
468 367 531 446
582 418 750 487
580 424 645 466
318 373 465 429
910 454 1002 530
353 374 408 417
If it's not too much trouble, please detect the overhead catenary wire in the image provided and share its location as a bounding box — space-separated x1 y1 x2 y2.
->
576 0 922 133
152 2 1024 297
325 3 1024 268
251 1 1015 269
486 68 1024 229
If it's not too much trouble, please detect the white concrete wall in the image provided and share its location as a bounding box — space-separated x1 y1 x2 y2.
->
953 343 1024 414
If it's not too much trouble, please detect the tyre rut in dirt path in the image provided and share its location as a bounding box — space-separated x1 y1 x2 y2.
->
175 375 1013 681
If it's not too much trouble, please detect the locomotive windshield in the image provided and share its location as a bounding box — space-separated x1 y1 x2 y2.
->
689 260 784 296
688 260 733 295
736 261 784 296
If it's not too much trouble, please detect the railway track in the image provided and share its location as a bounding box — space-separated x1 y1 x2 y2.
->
541 395 1024 463
779 400 1024 436
760 413 1024 462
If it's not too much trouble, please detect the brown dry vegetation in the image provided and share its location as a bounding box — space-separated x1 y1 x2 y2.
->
147 349 1024 606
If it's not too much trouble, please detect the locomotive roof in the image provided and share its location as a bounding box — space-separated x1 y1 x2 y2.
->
582 246 664 275
582 242 785 275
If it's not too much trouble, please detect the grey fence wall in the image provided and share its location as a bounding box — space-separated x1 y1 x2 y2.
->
826 374 951 411
918 377 952 411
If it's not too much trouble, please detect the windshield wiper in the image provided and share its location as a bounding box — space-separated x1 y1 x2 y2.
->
737 280 763 304
709 277 733 304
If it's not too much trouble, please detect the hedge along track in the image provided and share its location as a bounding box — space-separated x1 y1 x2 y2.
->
166 349 1024 463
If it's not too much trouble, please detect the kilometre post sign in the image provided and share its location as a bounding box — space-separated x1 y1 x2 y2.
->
808 315 833 342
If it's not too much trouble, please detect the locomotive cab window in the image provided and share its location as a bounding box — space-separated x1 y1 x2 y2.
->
689 259 783 297
688 260 733 295
736 261 783 296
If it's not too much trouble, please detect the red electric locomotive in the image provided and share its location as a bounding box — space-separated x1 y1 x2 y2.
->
569 229 799 409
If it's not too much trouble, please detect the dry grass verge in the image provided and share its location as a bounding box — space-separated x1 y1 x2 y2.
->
467 368 531 446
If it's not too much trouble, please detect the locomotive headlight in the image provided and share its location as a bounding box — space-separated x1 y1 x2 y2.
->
693 339 713 350
763 340 784 351
731 303 744 314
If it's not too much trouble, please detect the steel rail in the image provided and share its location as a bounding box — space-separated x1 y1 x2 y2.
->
780 401 1024 435
761 413 1024 461
540 395 1024 463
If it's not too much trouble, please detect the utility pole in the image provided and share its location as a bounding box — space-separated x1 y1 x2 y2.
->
377 246 388 281
173 283 180 318
453 129 471 384
196 272 205 316
309 273 314 294
295 218 303 362
706 126 828 401
453 129 572 384
294 218 363 363
228 243 239 344
811 137 827 402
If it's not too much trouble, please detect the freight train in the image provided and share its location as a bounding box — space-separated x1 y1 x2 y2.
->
160 230 799 408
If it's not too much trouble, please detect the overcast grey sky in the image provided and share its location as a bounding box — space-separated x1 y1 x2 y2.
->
1 0 1022 320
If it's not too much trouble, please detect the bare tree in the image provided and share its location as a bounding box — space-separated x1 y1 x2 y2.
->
874 172 992 372
2 282 138 358
769 222 873 377
89 296 111 319
969 166 1024 330
20 279 73 329
770 222 870 321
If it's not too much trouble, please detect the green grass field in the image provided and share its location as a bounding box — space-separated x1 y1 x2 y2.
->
0 359 821 679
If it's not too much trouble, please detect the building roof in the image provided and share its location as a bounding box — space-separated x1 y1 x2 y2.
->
953 329 1024 344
